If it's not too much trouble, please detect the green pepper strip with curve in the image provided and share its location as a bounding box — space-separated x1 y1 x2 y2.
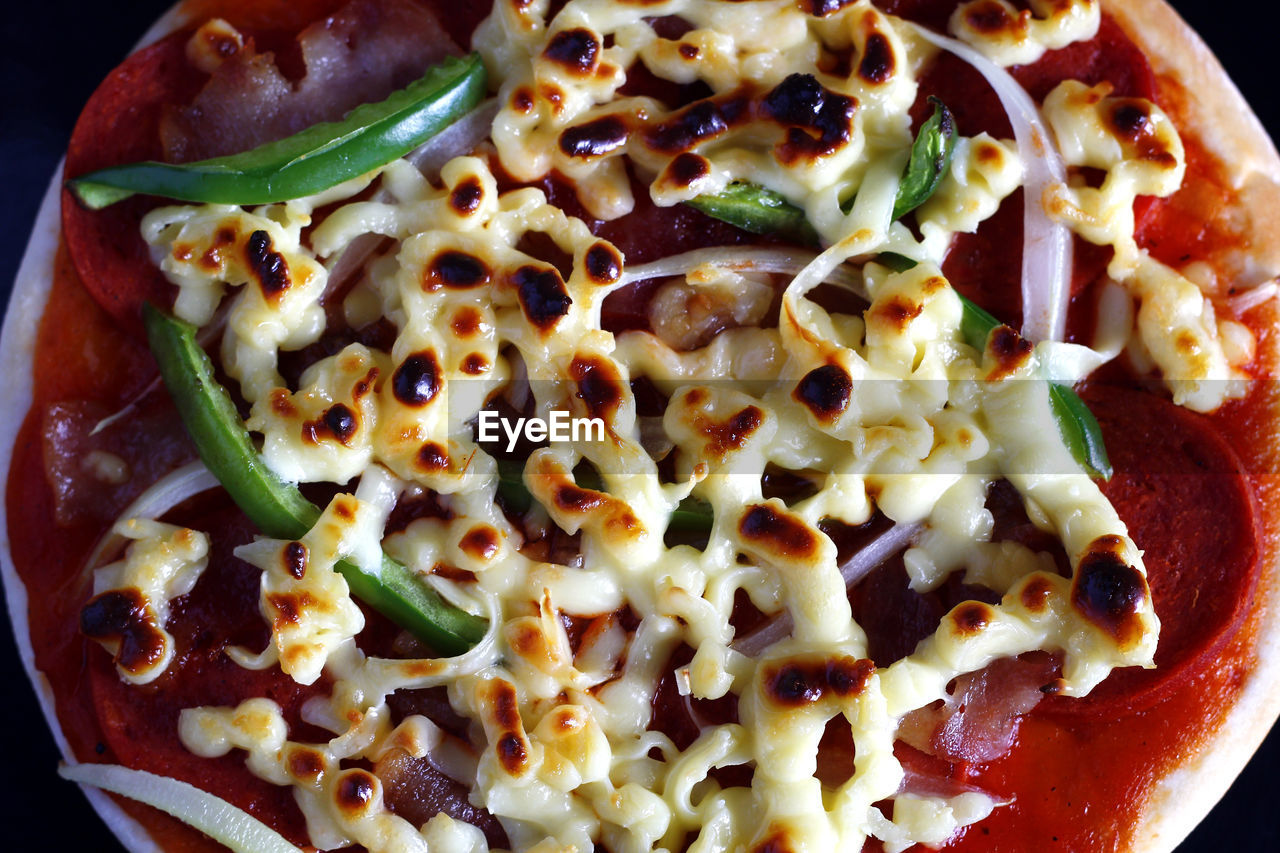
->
686 97 956 237
69 53 487 210
683 97 1111 480
958 300 1112 479
143 305 486 655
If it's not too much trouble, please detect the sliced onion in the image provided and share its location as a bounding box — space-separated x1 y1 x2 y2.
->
1228 279 1279 315
732 522 920 657
80 460 220 575
59 763 303 853
620 247 866 296
912 25 1072 343
405 98 499 180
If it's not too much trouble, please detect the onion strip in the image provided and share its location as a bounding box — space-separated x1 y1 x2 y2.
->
620 247 866 296
80 460 220 576
912 25 1072 343
732 522 920 657
59 763 303 853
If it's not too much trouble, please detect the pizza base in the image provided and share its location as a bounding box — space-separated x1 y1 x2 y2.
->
2 2 1279 851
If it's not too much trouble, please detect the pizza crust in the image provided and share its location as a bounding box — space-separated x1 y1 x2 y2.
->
1103 1 1280 848
1107 0 1280 287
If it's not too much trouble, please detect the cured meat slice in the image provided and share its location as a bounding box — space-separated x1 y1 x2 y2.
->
160 0 460 162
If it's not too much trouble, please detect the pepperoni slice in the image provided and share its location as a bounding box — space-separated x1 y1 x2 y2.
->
61 31 205 335
1039 379 1260 718
86 503 322 844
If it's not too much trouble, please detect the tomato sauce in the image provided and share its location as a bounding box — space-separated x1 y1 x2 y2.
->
7 1 1273 851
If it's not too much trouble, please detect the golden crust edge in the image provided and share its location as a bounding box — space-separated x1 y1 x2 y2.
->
1106 0 1280 286
1104 5 1280 848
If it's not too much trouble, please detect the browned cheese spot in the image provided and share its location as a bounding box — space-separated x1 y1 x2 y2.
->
511 87 536 114
492 680 521 730
451 306 484 338
269 389 298 418
352 366 378 399
392 351 442 407
462 353 489 375
449 177 485 215
1071 535 1149 648
266 591 317 628
797 0 855 17
555 483 608 514
543 27 601 75
333 497 356 521
794 363 853 421
283 541 308 579
196 224 238 271
1175 329 1200 356
1020 575 1054 612
424 250 490 291
584 241 623 284
696 405 764 459
244 230 291 300
334 769 377 816
417 442 449 472
550 706 582 734
950 601 994 636
302 403 358 446
645 93 750 154
570 355 625 422
512 265 573 329
965 0 1030 36
559 114 630 159
541 84 565 114
172 243 193 262
857 32 895 84
1108 101 1177 167
873 294 923 331
508 621 544 658
497 732 529 774
976 140 1005 165
763 655 875 707
739 504 819 560
660 151 711 189
459 525 500 561
287 746 325 782
79 588 168 676
987 325 1035 379
762 74 856 164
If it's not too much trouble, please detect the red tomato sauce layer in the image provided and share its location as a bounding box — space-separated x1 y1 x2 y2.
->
8 1 1268 851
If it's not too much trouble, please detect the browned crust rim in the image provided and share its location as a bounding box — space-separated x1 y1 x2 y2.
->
1105 1 1280 850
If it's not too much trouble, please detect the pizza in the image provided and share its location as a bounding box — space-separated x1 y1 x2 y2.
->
2 0 1279 850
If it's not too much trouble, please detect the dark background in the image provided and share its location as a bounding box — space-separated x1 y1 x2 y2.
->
0 1 1277 850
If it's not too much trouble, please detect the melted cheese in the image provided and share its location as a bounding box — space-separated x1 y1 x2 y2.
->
86 519 209 685
949 0 1099 67
120 1 1231 851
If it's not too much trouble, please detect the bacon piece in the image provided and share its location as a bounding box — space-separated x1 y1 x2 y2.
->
42 399 194 527
161 0 460 163
375 748 508 847
897 656 1056 765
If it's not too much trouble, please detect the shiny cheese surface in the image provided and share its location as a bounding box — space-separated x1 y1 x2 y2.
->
108 1 1272 850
